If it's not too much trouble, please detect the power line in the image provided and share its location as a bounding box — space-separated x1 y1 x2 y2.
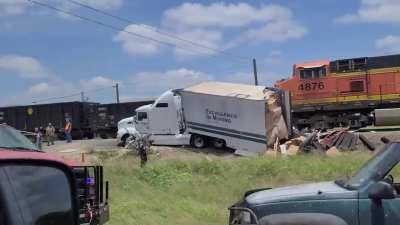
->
63 0 249 63
31 86 112 104
28 0 249 64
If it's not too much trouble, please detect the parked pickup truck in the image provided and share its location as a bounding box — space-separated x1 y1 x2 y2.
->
229 142 400 225
0 124 109 225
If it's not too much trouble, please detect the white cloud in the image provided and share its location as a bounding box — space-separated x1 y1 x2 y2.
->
114 24 163 56
245 20 307 42
172 28 223 58
80 76 117 90
163 2 306 44
2 65 283 105
77 0 123 11
376 35 400 53
130 68 211 95
0 55 52 79
114 24 223 58
6 81 79 105
115 3 306 59
56 0 123 19
0 0 27 16
264 50 284 65
9 75 119 105
28 82 52 95
336 0 400 24
163 2 292 28
0 0 123 17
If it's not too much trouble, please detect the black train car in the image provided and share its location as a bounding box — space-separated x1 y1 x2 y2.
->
94 100 154 138
0 101 98 139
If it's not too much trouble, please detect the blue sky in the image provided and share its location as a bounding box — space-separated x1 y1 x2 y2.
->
1 0 400 106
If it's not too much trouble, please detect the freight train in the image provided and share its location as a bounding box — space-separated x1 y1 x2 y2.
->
275 53 400 129
0 100 153 139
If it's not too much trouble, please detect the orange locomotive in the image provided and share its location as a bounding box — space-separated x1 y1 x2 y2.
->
275 54 400 129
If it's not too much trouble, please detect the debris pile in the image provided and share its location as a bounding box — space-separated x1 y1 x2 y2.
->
279 128 378 156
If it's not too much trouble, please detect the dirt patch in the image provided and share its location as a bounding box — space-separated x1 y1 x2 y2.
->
43 138 235 164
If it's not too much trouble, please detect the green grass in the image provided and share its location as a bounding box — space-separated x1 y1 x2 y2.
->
98 151 372 225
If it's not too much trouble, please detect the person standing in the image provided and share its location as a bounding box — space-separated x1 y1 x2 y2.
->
34 127 42 150
45 123 56 146
65 119 72 143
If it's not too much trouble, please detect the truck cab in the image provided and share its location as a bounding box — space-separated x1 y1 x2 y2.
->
134 90 191 145
116 116 136 146
0 151 80 225
0 124 109 225
229 142 400 225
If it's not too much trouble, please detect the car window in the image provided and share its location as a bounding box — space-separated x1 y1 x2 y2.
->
344 143 400 189
137 112 148 121
0 164 75 225
387 163 400 183
155 103 168 108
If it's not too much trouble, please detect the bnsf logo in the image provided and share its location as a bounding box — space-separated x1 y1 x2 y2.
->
298 82 325 91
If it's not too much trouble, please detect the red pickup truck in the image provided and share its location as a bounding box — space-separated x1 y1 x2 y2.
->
0 124 109 225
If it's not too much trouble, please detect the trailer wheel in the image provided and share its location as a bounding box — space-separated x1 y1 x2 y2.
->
212 138 225 149
191 135 206 148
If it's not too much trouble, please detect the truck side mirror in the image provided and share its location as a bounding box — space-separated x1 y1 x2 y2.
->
368 181 396 201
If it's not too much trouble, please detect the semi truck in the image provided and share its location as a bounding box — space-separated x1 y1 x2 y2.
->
130 81 291 156
93 101 153 139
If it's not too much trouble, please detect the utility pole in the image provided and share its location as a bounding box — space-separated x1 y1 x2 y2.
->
253 58 259 86
114 83 120 104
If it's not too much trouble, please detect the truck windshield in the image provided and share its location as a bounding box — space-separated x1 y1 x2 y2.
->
339 143 400 189
0 125 39 151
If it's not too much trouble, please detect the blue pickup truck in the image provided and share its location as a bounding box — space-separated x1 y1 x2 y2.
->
229 142 400 225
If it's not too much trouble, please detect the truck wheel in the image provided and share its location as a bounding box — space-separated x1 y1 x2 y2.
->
212 138 225 148
100 133 108 139
191 135 206 148
120 134 130 147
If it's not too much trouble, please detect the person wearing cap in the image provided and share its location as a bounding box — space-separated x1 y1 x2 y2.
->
45 123 56 146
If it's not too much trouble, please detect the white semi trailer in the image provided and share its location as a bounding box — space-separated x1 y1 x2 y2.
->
132 81 291 156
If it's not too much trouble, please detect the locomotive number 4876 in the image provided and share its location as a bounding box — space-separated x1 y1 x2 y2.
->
298 82 325 91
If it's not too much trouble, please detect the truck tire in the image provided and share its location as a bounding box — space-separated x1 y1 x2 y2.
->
212 138 225 149
120 134 130 147
191 134 207 148
100 132 108 139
